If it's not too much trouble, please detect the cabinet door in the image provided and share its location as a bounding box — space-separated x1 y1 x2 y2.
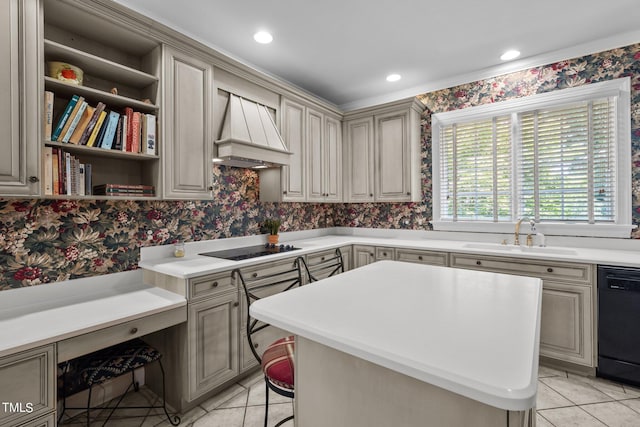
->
353 245 376 269
307 109 324 202
0 345 55 427
324 115 343 202
188 292 239 400
344 117 374 202
539 282 593 366
0 0 40 196
163 45 213 199
280 98 306 201
375 110 411 201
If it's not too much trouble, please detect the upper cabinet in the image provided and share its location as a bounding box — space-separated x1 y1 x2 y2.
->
343 98 424 203
162 45 214 199
0 0 40 196
260 97 343 203
41 0 162 199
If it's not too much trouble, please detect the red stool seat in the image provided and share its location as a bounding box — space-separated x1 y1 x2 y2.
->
261 336 295 390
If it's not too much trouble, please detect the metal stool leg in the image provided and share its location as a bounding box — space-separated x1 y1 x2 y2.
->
264 376 270 427
158 360 180 426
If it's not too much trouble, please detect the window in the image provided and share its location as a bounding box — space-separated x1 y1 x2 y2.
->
431 78 632 238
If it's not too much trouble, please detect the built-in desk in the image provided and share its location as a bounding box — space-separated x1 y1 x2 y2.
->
0 270 186 427
251 261 543 427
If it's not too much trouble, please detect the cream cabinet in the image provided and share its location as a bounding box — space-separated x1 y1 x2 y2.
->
0 345 55 427
0 0 40 196
449 253 595 367
307 110 342 202
260 98 342 203
162 45 214 199
343 97 423 203
353 245 396 268
187 287 239 400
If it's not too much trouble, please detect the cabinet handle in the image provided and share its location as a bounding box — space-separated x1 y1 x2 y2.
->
546 267 554 273
283 191 288 195
369 193 373 197
211 281 218 288
382 252 387 256
406 192 410 196
208 186 213 191
476 260 482 266
29 176 39 183
418 256 423 260
252 272 258 278
253 343 259 348
130 327 138 334
321 257 325 261
233 301 239 307
369 253 374 257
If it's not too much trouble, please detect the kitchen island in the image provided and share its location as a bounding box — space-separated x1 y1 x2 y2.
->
250 260 542 427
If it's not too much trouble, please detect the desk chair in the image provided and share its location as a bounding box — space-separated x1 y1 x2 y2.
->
233 258 304 427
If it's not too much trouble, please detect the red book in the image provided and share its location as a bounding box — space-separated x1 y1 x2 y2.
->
131 111 141 153
124 107 134 152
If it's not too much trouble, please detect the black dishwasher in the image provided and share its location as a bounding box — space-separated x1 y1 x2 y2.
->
597 265 640 386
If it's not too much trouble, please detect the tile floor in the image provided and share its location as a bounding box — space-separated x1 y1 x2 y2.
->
60 365 640 427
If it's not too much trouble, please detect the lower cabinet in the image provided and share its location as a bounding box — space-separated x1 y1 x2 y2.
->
0 345 55 427
353 245 395 268
188 291 239 400
450 253 595 367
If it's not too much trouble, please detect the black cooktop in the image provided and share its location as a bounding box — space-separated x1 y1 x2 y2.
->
199 244 300 261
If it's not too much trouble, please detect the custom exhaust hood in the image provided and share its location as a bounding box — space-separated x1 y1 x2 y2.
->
214 94 292 168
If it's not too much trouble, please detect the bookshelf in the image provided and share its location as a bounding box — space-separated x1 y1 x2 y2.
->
42 0 162 199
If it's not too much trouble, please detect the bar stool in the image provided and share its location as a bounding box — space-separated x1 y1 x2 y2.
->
57 338 180 427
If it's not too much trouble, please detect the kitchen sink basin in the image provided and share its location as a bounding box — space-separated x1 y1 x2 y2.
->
462 242 577 256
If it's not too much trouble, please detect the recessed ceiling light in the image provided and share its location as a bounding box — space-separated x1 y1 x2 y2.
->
500 50 521 61
254 31 273 44
386 74 401 82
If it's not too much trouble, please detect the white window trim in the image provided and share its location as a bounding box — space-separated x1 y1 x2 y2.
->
431 77 632 238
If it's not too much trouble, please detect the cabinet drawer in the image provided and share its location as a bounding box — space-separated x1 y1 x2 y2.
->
236 257 302 289
189 272 235 300
375 247 395 260
57 306 186 362
0 345 55 427
396 249 447 266
450 253 592 283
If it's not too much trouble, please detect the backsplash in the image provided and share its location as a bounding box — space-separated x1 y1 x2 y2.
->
1 43 639 289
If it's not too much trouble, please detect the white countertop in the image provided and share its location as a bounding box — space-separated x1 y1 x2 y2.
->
138 228 640 279
250 260 543 411
0 270 186 358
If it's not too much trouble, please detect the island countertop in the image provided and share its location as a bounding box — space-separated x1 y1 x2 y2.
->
250 260 543 411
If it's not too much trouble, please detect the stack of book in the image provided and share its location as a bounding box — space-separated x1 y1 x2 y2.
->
43 146 92 196
44 91 156 155
92 184 155 197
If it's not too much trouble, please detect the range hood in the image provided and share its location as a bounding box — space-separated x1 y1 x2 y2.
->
214 94 292 168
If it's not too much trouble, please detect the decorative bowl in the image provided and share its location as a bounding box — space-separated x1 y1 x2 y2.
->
47 61 83 85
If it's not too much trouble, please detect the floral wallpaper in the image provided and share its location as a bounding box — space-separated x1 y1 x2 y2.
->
1 42 639 289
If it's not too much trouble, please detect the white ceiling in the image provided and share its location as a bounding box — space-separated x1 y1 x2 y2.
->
114 0 640 110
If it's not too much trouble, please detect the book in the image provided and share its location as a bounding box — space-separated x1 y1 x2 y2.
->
51 95 79 141
93 112 110 147
58 97 85 142
86 110 107 147
43 146 53 195
60 101 87 143
130 111 141 153
84 164 92 196
57 148 65 194
144 113 156 155
78 163 85 196
99 111 120 149
68 105 95 144
124 107 134 151
113 115 124 151
52 148 60 195
44 91 54 142
93 183 154 190
78 102 106 145
120 114 128 151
